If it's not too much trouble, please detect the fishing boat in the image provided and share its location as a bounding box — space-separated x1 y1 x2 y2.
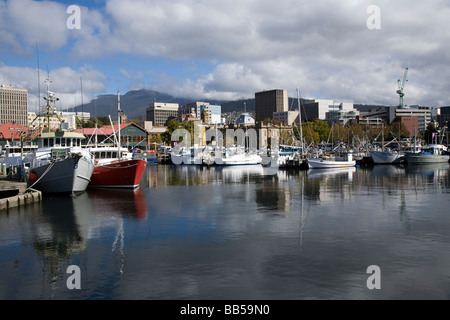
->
307 151 356 169
88 146 147 189
25 130 95 195
369 149 403 164
369 124 404 164
405 144 449 164
0 144 39 167
87 91 147 189
25 80 95 195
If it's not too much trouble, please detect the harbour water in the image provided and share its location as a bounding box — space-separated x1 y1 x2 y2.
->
1 163 450 300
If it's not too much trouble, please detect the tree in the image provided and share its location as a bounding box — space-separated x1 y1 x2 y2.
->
161 118 180 144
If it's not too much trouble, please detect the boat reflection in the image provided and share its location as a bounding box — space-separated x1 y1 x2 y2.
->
86 187 148 220
307 166 356 180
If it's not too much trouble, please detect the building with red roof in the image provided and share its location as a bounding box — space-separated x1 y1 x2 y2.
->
76 122 150 150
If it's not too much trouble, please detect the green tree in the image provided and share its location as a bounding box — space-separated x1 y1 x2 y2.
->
161 118 180 144
310 119 330 142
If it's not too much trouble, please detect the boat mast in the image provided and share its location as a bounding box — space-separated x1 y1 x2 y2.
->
117 90 121 159
296 87 304 156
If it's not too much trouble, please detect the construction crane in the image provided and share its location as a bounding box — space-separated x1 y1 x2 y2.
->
396 67 408 108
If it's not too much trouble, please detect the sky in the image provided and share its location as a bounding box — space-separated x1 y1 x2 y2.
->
0 0 449 113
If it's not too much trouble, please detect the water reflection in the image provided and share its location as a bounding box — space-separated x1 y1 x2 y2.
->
1 162 450 299
86 188 148 220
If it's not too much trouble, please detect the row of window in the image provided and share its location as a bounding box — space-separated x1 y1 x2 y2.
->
40 138 83 148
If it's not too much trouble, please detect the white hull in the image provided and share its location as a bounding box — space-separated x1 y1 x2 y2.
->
214 154 262 166
370 150 403 164
171 153 203 165
405 153 449 164
307 158 356 169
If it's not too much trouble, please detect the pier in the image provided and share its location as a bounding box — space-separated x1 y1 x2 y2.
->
0 176 42 211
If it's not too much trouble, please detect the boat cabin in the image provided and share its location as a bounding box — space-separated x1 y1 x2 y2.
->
421 144 447 155
37 131 86 149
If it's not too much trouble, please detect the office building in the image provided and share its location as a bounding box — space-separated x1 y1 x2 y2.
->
395 106 432 134
0 84 28 126
255 89 288 121
146 102 179 126
273 110 299 126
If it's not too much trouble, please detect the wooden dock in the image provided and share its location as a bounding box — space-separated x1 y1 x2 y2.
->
0 178 42 211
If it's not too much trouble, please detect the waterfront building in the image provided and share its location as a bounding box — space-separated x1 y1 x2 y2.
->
255 89 288 121
77 122 150 150
325 108 360 125
395 106 432 134
0 84 28 126
437 106 450 127
146 102 179 126
358 106 397 125
273 110 299 126
301 99 334 121
395 116 418 137
235 113 255 127
0 121 31 147
301 99 359 124
180 102 222 125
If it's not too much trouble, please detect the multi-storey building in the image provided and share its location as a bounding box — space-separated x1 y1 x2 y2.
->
146 102 179 126
0 84 28 126
395 106 432 134
255 89 288 121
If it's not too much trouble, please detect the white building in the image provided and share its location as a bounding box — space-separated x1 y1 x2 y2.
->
235 113 255 127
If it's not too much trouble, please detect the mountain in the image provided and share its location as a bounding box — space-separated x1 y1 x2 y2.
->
72 88 391 120
73 89 257 120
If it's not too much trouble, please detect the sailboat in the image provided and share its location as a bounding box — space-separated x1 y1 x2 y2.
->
25 78 95 195
87 91 147 189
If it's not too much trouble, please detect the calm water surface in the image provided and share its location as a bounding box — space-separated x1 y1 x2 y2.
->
1 163 450 300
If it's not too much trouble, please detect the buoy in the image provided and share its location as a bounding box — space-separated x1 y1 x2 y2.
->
29 172 38 181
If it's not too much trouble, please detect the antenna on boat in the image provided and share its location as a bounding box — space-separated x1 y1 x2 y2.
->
35 43 41 114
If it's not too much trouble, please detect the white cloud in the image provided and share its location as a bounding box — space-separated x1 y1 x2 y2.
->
0 0 68 52
0 63 106 112
1 0 450 107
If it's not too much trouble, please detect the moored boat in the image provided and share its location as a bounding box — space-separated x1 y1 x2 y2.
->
405 144 449 164
213 147 262 166
88 146 147 189
369 149 404 164
25 131 95 195
25 80 95 195
87 91 147 189
307 152 356 169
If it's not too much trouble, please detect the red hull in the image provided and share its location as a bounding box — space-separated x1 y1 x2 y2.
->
89 159 147 188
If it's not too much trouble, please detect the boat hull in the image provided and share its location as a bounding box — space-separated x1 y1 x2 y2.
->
307 158 356 169
28 155 94 194
214 154 262 166
370 150 403 164
405 153 450 164
89 159 147 188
